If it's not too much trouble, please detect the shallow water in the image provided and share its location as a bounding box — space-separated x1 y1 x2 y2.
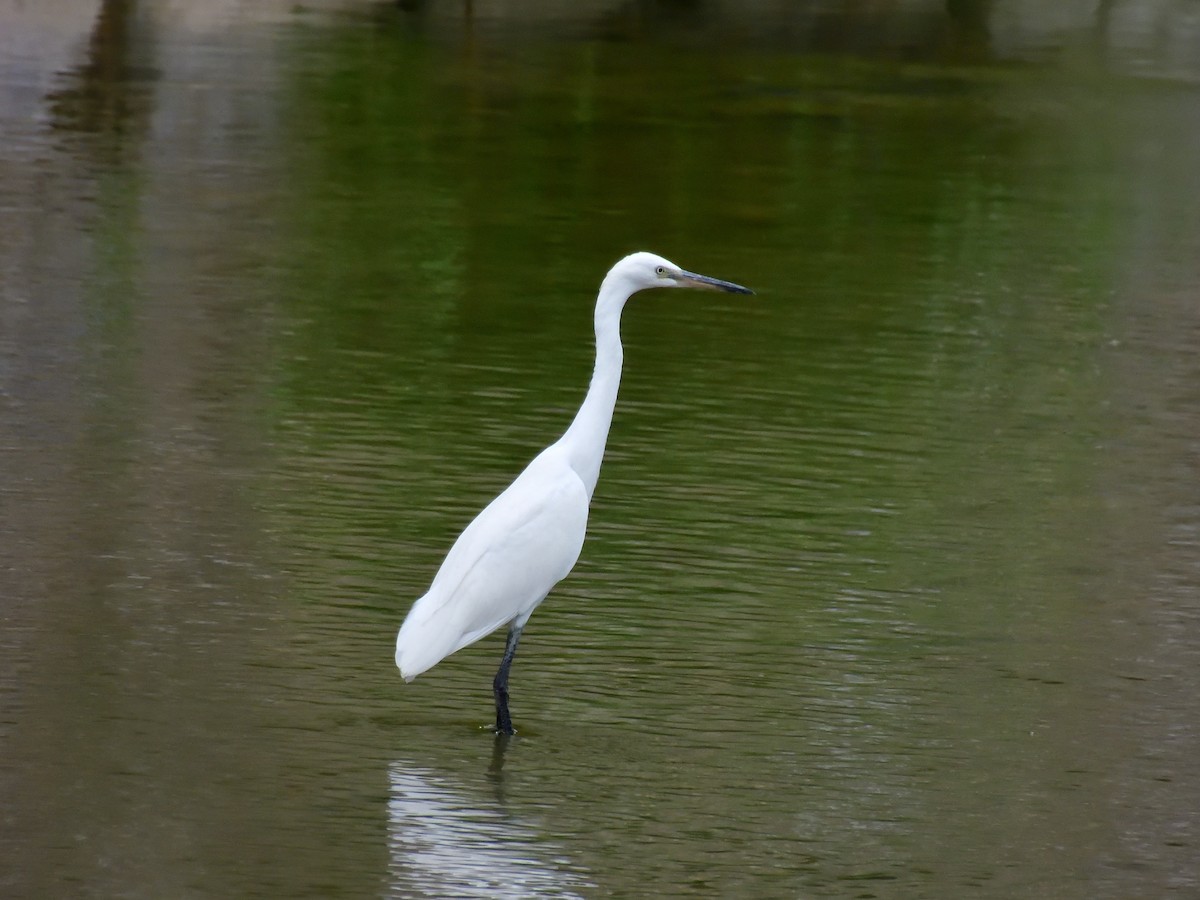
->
3 2 1199 897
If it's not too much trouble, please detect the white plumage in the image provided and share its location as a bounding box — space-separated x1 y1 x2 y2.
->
395 451 588 680
395 251 752 733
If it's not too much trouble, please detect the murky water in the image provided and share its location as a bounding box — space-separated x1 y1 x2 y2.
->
3 2 1199 897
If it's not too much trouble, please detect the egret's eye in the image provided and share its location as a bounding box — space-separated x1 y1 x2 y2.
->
655 266 668 276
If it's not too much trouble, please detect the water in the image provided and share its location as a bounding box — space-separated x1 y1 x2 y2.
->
3 2 1199 897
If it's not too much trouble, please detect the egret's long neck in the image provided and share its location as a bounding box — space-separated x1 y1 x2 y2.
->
559 279 628 498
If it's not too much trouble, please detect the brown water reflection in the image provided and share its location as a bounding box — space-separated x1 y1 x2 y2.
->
2 2 1199 898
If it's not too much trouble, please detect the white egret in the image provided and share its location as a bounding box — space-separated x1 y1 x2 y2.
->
395 251 753 734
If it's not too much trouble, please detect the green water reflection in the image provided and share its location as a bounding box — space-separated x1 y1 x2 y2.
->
258 12 1200 898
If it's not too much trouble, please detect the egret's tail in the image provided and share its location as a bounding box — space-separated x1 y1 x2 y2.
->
395 590 505 681
394 609 442 682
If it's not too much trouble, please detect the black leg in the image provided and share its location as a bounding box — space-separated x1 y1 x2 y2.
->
493 623 523 735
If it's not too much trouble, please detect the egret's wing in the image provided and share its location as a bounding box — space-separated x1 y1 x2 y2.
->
395 455 589 680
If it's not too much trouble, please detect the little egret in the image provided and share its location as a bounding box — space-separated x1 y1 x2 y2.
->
395 251 752 734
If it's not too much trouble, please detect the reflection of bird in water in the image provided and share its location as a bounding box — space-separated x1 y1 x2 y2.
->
488 732 510 791
387 762 593 898
395 252 753 734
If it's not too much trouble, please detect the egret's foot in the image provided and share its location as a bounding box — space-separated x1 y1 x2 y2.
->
494 702 515 736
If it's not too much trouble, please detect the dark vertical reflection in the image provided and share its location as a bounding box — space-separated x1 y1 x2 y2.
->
46 0 156 163
946 0 992 50
489 731 514 785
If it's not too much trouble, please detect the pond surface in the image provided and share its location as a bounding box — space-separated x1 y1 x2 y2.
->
2 2 1199 897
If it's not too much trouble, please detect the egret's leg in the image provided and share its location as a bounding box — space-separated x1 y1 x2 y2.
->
493 624 523 735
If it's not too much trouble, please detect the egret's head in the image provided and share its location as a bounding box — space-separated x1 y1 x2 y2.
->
609 251 753 298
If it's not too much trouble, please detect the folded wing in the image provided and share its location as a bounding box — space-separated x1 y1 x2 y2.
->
395 452 590 680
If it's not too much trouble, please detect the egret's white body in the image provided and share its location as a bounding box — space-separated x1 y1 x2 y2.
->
394 451 589 680
395 251 752 733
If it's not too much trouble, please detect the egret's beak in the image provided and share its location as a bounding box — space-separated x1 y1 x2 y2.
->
678 270 754 295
